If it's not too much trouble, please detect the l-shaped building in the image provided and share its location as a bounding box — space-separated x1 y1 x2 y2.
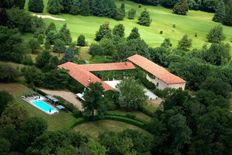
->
58 54 186 91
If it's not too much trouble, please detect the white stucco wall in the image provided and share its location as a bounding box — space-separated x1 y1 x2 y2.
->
146 75 185 90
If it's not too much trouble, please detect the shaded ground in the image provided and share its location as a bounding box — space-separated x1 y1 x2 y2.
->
40 89 83 110
73 120 151 138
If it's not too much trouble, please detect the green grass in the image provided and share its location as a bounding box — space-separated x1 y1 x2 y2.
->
107 110 152 123
73 120 150 138
0 83 79 131
25 0 232 50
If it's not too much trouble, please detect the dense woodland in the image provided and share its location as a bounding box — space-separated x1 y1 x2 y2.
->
0 0 232 154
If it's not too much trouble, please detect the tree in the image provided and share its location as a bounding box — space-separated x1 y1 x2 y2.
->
0 8 8 26
0 91 12 115
53 39 66 54
22 67 44 86
223 5 232 26
100 132 137 155
99 38 116 56
80 0 90 16
127 27 140 40
161 38 172 48
192 108 232 155
89 44 104 56
207 25 225 43
28 38 41 53
48 0 63 14
77 35 86 46
47 56 59 70
28 0 44 13
46 22 57 34
138 9 152 26
202 43 231 65
117 79 147 110
0 64 19 82
120 3 126 17
178 34 192 51
87 139 107 155
95 23 111 41
200 77 231 98
18 117 47 151
59 24 72 45
36 50 52 68
0 138 10 155
63 47 75 62
83 82 105 118
213 0 225 22
14 0 26 9
61 0 72 13
113 24 125 38
0 103 28 129
173 0 189 15
128 8 136 19
0 26 25 62
7 8 34 33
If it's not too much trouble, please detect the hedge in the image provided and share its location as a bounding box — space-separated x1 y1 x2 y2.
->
101 114 145 129
70 117 85 129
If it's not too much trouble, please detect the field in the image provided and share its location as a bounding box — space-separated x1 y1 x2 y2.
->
25 0 232 49
73 120 150 138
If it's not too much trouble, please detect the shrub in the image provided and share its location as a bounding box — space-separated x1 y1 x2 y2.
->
28 0 44 13
138 9 152 26
128 8 136 19
0 64 19 82
77 35 86 46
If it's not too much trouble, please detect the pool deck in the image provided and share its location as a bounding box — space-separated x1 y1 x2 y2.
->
22 96 59 115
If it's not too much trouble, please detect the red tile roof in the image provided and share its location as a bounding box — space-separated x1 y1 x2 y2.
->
58 62 135 91
127 55 186 84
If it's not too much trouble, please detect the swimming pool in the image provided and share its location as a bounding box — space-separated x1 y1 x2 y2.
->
31 100 58 114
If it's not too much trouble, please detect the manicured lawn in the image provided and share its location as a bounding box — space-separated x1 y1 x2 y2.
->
25 0 232 50
0 83 79 131
73 120 151 138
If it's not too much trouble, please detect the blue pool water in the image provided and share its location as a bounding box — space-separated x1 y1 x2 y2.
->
31 100 58 114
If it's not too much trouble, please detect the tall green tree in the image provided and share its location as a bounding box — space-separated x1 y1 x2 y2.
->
213 0 225 22
127 27 140 40
36 50 52 68
53 39 66 54
77 34 86 46
59 24 72 45
0 91 12 115
28 0 44 13
117 79 147 110
0 64 19 82
173 0 189 15
178 34 192 51
207 25 225 43
128 8 136 19
138 9 152 26
113 24 125 38
223 5 232 26
95 23 111 41
48 0 63 14
80 0 90 16
83 82 105 118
